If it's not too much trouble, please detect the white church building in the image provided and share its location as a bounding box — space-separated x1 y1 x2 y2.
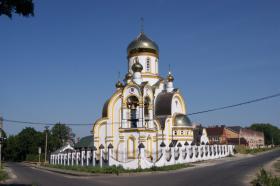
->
93 31 194 161
50 31 234 169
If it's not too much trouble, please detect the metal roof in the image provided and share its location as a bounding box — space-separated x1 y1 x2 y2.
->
155 92 175 116
174 114 192 127
102 99 110 117
127 32 159 56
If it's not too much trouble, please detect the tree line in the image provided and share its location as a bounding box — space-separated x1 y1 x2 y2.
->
1 122 279 162
249 123 280 145
1 123 75 162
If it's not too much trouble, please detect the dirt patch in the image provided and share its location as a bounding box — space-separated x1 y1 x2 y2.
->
264 157 280 177
244 156 280 186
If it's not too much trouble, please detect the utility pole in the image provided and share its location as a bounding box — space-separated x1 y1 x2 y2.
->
0 115 3 168
44 126 49 164
238 128 241 146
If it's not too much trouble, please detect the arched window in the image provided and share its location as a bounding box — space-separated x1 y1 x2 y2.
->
127 136 136 159
155 59 158 73
146 57 150 72
144 97 151 119
127 96 139 128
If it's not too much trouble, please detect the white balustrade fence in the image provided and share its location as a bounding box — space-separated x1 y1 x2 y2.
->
50 144 234 170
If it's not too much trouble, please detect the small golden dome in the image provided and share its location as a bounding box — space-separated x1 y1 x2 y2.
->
125 72 133 80
115 80 124 89
167 72 174 82
132 60 143 72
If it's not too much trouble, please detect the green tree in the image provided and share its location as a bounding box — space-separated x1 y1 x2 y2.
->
49 123 75 152
3 135 19 161
2 125 76 162
16 127 44 161
250 123 280 145
0 0 34 18
3 127 44 162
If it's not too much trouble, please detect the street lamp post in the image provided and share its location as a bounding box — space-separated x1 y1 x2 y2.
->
44 126 49 164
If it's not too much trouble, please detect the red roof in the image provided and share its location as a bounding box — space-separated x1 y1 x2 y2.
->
206 126 224 136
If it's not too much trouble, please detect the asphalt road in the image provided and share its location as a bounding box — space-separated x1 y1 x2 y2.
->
3 149 280 186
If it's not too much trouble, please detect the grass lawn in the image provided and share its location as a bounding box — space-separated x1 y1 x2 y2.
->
0 166 8 182
235 145 275 154
45 163 192 175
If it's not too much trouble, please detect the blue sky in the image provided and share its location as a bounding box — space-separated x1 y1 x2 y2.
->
0 0 279 137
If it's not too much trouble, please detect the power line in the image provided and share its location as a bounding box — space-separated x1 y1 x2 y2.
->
2 92 280 126
2 119 91 126
187 93 280 116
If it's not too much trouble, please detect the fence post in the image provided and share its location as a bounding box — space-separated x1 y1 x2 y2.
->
71 152 74 166
107 143 114 166
76 151 79 166
168 142 175 164
86 148 89 166
92 146 97 166
138 143 145 169
160 142 166 163
99 144 104 168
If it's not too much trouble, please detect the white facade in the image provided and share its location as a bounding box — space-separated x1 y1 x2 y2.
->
92 32 195 164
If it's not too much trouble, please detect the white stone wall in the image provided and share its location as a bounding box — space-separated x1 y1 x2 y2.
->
51 144 235 170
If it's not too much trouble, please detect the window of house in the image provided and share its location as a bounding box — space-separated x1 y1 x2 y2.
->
181 131 184 135
174 131 177 135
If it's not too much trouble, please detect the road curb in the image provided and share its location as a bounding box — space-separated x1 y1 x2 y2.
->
26 162 199 177
24 163 107 177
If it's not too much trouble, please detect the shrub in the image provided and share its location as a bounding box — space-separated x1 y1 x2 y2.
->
235 146 273 154
251 169 280 186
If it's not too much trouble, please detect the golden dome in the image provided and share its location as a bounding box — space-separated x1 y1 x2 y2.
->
127 32 159 57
